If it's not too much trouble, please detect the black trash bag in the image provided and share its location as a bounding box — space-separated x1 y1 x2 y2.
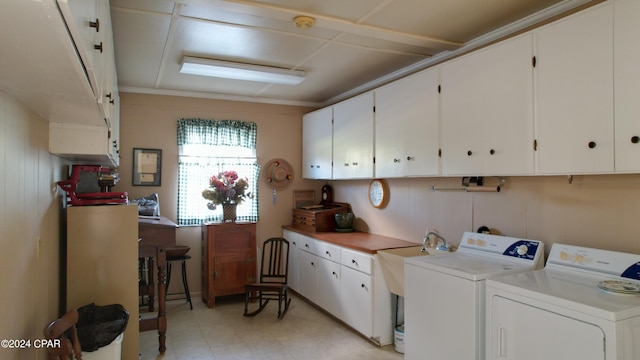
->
76 303 129 352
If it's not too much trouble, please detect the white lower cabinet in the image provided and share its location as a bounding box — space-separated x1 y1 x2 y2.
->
296 249 318 301
283 229 393 345
340 264 373 337
284 231 300 292
317 257 342 318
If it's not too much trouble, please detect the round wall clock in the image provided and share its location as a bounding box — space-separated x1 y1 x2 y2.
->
368 179 388 208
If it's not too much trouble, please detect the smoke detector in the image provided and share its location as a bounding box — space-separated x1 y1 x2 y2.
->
293 16 316 29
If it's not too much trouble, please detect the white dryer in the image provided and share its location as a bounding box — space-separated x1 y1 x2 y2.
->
404 231 544 360
485 244 640 360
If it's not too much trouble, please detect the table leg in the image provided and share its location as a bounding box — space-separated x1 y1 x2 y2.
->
148 258 155 312
157 252 167 353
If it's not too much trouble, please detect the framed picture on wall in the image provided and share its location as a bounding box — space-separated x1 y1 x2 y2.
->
133 148 162 186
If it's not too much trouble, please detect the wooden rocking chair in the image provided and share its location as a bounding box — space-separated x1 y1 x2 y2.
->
244 237 292 319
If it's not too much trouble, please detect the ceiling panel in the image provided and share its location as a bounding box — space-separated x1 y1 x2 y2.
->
110 0 175 14
111 9 172 88
363 0 566 42
167 18 327 69
178 3 341 40
237 0 390 22
275 42 427 101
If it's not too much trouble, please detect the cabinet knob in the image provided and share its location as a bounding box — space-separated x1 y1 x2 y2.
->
393 158 400 163
407 156 414 161
326 251 331 256
94 42 103 53
89 18 100 32
489 149 495 155
352 259 358 266
352 162 358 166
631 136 639 144
467 150 473 156
588 141 596 149
344 163 349 167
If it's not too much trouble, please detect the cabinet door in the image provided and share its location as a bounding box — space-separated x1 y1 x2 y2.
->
297 250 318 301
614 0 640 172
302 107 333 179
340 266 373 337
333 92 374 179
213 254 255 295
535 3 614 174
375 68 440 177
282 230 300 292
441 33 534 175
49 122 116 166
487 296 605 360
316 257 342 318
57 0 103 99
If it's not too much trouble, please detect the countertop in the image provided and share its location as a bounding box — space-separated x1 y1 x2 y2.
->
282 225 419 254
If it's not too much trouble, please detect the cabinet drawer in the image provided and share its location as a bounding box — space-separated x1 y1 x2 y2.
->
341 248 373 275
317 241 341 263
298 234 317 255
292 213 316 232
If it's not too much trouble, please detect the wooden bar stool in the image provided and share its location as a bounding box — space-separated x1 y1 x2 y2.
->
166 246 193 310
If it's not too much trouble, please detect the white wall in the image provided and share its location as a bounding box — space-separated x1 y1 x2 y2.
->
332 175 640 256
0 90 67 359
116 92 319 297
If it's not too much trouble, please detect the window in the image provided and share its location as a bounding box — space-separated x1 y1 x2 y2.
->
177 119 259 226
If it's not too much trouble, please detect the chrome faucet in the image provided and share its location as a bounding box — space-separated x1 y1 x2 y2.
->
421 231 450 252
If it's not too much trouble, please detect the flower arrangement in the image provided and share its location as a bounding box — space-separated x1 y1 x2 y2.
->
202 170 253 209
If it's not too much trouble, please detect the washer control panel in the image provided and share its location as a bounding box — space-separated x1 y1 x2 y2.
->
547 244 640 281
458 232 543 263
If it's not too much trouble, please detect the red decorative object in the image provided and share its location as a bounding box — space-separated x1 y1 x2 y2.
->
57 165 128 206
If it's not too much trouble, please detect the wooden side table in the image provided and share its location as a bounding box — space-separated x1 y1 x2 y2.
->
201 222 257 308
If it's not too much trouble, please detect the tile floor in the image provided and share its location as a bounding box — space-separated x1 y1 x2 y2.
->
139 294 403 360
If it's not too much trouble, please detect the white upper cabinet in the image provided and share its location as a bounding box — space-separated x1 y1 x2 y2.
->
333 92 375 179
57 0 103 100
302 107 333 179
299 1 640 179
375 67 441 178
614 0 640 172
534 3 614 175
58 0 119 124
441 33 535 176
48 0 120 166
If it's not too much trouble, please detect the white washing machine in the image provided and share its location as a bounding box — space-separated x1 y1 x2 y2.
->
485 244 640 360
404 231 544 360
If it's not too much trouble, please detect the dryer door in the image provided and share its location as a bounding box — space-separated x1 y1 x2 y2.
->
488 296 605 360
